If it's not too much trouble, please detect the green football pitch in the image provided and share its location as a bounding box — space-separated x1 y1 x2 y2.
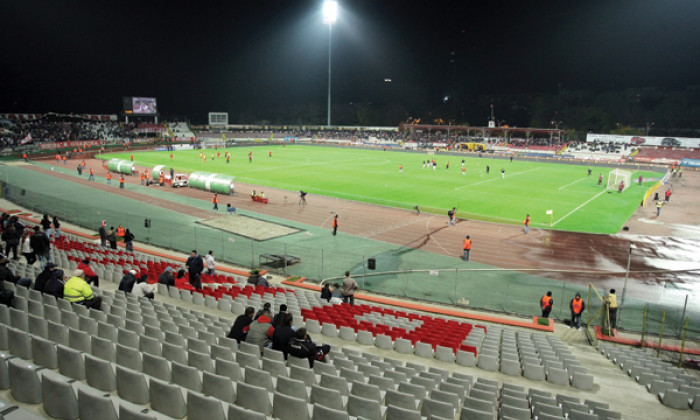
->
105 145 662 234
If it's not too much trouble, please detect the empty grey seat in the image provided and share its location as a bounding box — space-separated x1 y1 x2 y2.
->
42 371 79 420
139 335 162 357
216 359 243 382
320 373 350 396
172 361 203 392
347 394 383 420
291 364 317 386
500 403 532 420
399 381 427 400
8 358 43 403
119 404 158 420
463 396 495 413
312 403 350 420
310 385 344 410
117 343 143 372
228 403 268 420
430 388 460 410
57 345 85 380
420 396 454 419
386 389 418 410
477 354 498 371
162 341 187 365
263 357 289 377
277 376 309 400
149 378 187 419
8 328 32 360
351 380 382 402
85 354 117 392
91 335 116 362
188 391 226 420
189 349 215 373
386 404 422 420
143 353 171 382
31 336 58 369
116 366 150 405
78 387 119 420
273 391 311 420
236 381 273 415
659 389 691 410
246 366 275 392
460 406 494 420
236 351 261 370
203 370 237 404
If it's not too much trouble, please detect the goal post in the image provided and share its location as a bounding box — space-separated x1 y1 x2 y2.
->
607 169 632 192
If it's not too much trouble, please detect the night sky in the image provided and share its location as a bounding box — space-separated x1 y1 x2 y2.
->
3 0 700 123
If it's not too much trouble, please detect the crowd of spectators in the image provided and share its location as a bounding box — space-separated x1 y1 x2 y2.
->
0 120 134 147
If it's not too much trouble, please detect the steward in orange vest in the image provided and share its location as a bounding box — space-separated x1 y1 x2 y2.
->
117 225 125 239
540 291 553 318
570 293 585 329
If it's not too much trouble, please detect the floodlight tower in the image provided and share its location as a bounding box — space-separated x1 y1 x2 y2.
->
323 0 338 127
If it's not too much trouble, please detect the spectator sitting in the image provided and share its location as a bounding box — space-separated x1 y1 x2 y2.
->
0 257 32 288
118 270 137 293
63 269 101 310
247 269 261 285
77 258 99 287
0 278 13 306
228 306 255 343
271 312 295 357
320 283 331 302
330 283 344 304
244 308 274 354
256 274 270 288
271 304 288 327
158 267 175 286
131 274 154 299
287 327 331 368
33 262 64 298
255 302 271 320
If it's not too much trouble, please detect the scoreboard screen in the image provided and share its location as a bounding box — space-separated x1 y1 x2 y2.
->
123 97 158 115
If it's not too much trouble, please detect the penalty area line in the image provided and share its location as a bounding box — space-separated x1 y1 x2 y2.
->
551 189 608 227
557 176 588 190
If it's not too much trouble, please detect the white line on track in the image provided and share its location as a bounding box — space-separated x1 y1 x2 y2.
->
551 189 608 226
426 216 451 255
453 168 540 191
557 176 589 190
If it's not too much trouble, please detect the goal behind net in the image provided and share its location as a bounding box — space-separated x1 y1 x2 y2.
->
607 169 632 192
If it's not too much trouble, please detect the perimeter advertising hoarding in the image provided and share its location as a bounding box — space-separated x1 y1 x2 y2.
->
586 133 700 148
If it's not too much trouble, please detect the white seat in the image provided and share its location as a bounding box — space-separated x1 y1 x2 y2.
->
149 378 187 419
273 391 312 420
187 391 226 420
8 358 43 403
78 387 119 420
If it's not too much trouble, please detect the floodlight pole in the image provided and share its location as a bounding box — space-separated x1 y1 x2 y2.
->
618 242 634 325
327 22 333 127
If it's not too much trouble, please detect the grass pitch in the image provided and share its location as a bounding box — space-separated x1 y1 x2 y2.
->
105 145 662 234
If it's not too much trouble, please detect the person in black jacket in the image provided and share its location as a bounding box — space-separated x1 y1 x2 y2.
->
228 307 255 343
271 312 295 357
158 267 175 286
185 250 203 290
2 223 19 260
34 263 64 298
320 283 332 302
30 226 52 269
287 327 330 367
271 304 288 327
118 270 137 293
124 229 135 252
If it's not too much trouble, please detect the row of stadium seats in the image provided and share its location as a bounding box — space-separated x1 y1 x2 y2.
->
600 343 700 411
0 284 624 420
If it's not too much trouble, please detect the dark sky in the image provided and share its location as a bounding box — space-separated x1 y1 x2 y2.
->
3 0 700 122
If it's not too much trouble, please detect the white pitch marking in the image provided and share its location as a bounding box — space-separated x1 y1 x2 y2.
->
454 168 540 191
551 189 608 226
558 176 588 190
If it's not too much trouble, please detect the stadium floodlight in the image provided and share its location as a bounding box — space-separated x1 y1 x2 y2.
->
323 0 338 127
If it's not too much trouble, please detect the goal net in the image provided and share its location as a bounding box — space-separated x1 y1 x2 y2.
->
607 169 632 192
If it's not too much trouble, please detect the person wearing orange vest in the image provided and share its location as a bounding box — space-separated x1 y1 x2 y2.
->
117 225 125 240
140 173 145 185
212 194 219 210
62 155 67 165
332 215 339 236
540 291 553 318
56 154 60 163
119 175 125 189
88 168 95 181
22 153 28 162
462 235 471 261
106 172 112 185
570 292 585 330
524 214 531 234
158 172 164 186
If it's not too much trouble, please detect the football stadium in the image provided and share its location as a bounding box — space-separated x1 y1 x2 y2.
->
2 1 700 420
